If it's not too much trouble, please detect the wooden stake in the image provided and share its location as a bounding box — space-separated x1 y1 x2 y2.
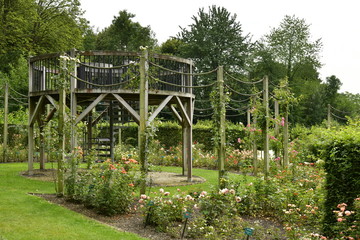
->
28 59 34 175
283 106 289 167
217 66 226 187
139 48 149 194
263 76 269 178
70 49 78 151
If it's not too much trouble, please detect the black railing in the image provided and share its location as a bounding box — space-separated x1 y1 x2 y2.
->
29 51 193 94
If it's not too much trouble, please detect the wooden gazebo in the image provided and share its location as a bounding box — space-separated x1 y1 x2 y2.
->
28 49 194 183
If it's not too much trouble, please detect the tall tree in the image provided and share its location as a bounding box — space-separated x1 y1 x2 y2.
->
263 15 323 83
178 5 250 71
323 75 342 106
0 0 87 73
177 6 251 122
31 0 86 53
95 10 157 51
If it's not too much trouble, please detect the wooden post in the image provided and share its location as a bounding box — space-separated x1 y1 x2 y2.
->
327 104 331 129
217 66 226 187
252 115 258 176
3 82 8 162
39 119 45 170
182 98 193 182
109 101 114 161
28 58 34 175
70 49 77 151
87 111 93 151
28 98 35 175
57 55 67 196
139 48 149 194
247 109 251 127
283 105 289 167
263 76 270 178
274 100 279 159
274 100 279 136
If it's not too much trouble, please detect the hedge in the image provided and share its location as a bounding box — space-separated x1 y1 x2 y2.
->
321 125 360 236
118 121 245 151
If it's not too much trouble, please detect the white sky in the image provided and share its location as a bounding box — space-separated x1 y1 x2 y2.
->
79 0 360 94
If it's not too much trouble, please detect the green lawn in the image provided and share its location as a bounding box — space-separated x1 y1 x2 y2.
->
0 163 146 240
0 163 253 240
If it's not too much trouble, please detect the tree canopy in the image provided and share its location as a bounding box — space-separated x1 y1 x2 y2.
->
95 10 157 51
178 5 250 72
0 0 87 73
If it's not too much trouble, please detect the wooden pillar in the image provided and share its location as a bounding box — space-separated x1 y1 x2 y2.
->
263 76 270 178
182 98 193 182
3 82 8 162
283 105 289 167
70 49 77 151
247 109 251 127
139 48 149 194
39 120 45 169
28 98 35 175
274 100 279 159
57 54 67 195
252 115 258 176
87 111 93 151
28 58 34 175
217 66 226 186
274 100 279 136
109 101 115 161
182 118 188 176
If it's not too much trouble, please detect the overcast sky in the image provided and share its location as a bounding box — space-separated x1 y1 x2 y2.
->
79 0 360 94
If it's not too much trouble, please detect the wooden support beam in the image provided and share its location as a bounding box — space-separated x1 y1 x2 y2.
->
175 96 191 126
29 95 45 126
44 107 57 123
263 76 270 178
181 98 193 182
283 106 289 167
45 95 59 109
217 66 226 187
112 93 140 124
70 48 77 150
36 104 46 170
170 104 182 123
139 48 149 194
28 98 36 175
92 107 109 126
75 93 108 124
148 95 173 123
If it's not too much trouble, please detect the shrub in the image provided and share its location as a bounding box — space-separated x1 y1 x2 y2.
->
65 159 138 216
321 124 360 236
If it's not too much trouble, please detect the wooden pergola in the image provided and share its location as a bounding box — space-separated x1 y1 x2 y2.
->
28 49 195 191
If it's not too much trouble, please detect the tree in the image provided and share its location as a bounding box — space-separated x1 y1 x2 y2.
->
160 38 183 55
95 10 157 51
177 6 251 122
323 75 342 105
263 15 323 83
0 0 87 74
178 5 250 71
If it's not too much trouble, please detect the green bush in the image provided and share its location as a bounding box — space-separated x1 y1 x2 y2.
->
118 120 245 152
65 159 138 216
321 124 360 236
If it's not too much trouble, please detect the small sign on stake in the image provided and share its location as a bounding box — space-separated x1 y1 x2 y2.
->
244 227 254 239
181 211 191 239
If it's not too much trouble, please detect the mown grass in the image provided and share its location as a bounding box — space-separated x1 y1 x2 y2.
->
0 163 254 240
148 166 255 195
0 163 146 240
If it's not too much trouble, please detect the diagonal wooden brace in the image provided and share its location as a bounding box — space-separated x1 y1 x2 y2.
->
111 93 140 124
